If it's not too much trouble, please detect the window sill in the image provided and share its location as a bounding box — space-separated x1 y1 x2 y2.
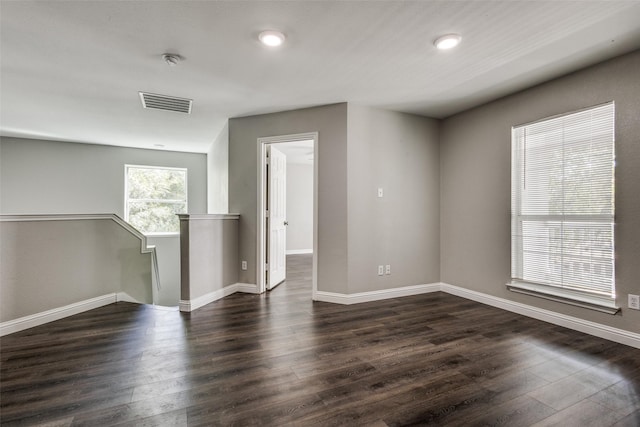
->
507 281 620 315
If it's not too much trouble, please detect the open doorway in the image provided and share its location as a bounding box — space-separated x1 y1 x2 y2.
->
257 132 318 296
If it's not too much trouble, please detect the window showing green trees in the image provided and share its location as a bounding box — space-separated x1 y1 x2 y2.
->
511 102 615 298
125 165 187 234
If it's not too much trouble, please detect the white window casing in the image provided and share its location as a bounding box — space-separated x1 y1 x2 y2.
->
124 165 188 235
509 102 618 314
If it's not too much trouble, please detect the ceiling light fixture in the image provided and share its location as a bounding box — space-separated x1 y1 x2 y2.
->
162 53 182 66
434 34 461 50
259 30 286 47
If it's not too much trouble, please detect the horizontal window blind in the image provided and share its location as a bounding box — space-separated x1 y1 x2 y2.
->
511 102 615 298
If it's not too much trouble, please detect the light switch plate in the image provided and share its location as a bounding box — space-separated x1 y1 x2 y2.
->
378 265 384 276
629 294 640 310
377 188 383 198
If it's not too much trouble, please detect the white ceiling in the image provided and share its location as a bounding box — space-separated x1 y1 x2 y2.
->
1 1 639 153
276 140 314 166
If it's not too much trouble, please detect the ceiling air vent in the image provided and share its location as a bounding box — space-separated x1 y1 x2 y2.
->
139 92 192 114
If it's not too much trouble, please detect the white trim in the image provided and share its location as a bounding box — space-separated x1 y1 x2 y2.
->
143 232 180 238
441 283 640 349
0 294 117 337
179 300 192 312
0 214 154 255
3 276 637 349
178 283 260 312
257 132 319 296
116 292 143 304
507 281 619 314
236 283 260 294
177 214 240 221
179 285 238 312
314 283 441 305
312 281 640 349
286 249 313 255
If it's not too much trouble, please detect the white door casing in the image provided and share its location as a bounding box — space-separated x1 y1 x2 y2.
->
267 145 287 289
256 132 317 297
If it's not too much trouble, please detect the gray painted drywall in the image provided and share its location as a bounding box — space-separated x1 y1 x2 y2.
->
0 137 207 215
229 103 439 294
147 235 180 306
347 105 440 293
208 122 229 214
229 103 348 293
440 50 640 334
0 218 152 322
0 137 207 307
286 163 313 252
179 216 239 301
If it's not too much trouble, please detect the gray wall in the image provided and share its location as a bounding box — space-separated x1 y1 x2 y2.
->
179 217 239 301
1 218 152 322
347 105 440 293
229 103 440 294
229 103 348 293
440 50 640 333
208 122 229 214
147 235 181 306
286 163 313 253
0 137 208 307
0 137 207 215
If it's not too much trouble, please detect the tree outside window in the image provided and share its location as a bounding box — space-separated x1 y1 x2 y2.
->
125 165 187 234
512 102 614 298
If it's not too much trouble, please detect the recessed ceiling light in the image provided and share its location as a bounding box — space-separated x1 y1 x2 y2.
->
259 30 286 47
434 34 461 50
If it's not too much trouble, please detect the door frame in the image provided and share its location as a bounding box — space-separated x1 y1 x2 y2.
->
256 132 318 296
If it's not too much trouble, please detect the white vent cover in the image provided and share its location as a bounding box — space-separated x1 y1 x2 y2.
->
139 92 192 114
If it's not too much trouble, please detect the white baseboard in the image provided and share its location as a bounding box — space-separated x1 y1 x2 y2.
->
314 283 441 305
180 285 237 312
179 283 259 312
0 293 117 337
286 249 313 255
314 281 640 349
236 283 260 294
440 283 640 349
4 281 637 349
116 292 143 304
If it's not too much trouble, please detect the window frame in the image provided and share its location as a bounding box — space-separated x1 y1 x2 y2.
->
124 164 188 236
508 102 619 314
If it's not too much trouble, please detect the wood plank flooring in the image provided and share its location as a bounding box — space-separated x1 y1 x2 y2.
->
2 254 640 426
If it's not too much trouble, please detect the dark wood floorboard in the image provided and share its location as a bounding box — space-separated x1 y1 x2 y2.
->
2 254 640 426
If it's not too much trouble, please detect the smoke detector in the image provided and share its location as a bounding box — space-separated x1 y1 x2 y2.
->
162 53 182 66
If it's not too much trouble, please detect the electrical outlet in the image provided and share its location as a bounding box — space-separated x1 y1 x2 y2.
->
385 265 391 275
629 294 640 310
241 261 247 271
378 265 384 276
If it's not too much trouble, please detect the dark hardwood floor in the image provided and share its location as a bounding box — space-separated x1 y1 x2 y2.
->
2 254 640 426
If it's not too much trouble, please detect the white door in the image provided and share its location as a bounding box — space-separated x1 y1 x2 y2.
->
267 145 287 289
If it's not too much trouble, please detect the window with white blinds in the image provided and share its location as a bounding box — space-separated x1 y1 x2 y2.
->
511 102 615 300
